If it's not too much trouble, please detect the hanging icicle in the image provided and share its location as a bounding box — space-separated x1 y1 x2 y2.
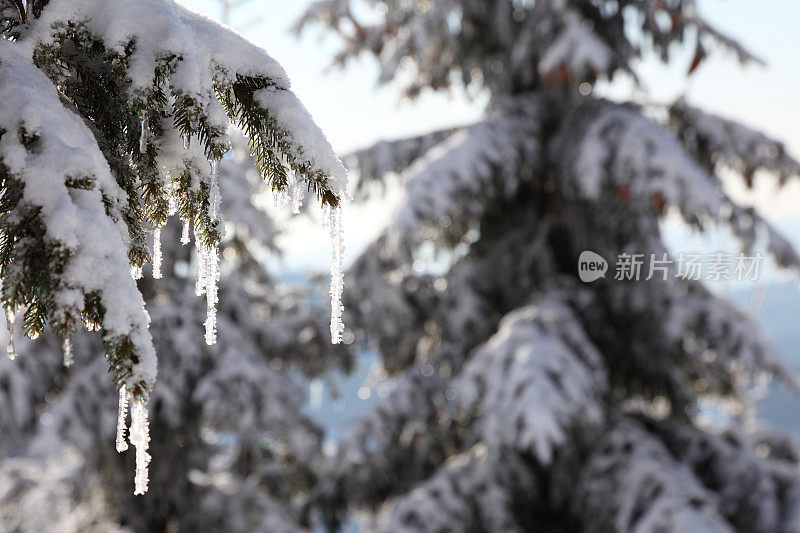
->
273 190 288 208
130 398 151 495
138 111 148 154
181 219 191 245
5 308 15 360
290 175 304 215
131 265 143 280
116 384 130 453
167 195 177 217
202 244 220 345
321 204 331 229
152 227 163 279
209 159 221 221
62 337 73 368
328 207 345 344
194 225 207 297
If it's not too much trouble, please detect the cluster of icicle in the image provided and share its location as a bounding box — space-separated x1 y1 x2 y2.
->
115 384 151 495
274 172 345 343
137 119 345 347
2 121 346 496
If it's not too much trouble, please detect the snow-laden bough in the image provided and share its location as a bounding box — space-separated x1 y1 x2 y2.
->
0 0 347 494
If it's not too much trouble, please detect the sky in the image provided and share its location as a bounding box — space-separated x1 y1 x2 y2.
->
179 0 800 268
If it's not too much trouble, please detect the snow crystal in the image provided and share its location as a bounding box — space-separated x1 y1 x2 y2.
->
194 225 207 297
138 113 148 154
193 243 220 345
203 245 220 346
290 174 304 215
180 219 190 245
167 195 177 217
208 159 221 221
116 384 130 453
62 338 73 368
328 207 345 344
130 398 151 495
152 227 162 279
321 204 330 229
273 189 289 208
5 308 15 361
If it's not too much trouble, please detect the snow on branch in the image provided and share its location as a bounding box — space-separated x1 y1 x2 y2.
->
457 292 606 463
344 127 459 199
559 99 800 274
573 417 731 532
726 203 800 272
669 98 800 186
319 366 451 513
564 100 722 219
376 446 527 533
652 419 800 532
0 39 157 398
538 10 613 83
0 455 120 532
389 95 542 250
27 0 346 198
343 244 440 370
660 280 800 395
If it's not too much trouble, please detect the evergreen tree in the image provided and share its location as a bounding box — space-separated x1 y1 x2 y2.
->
0 0 346 496
297 1 800 531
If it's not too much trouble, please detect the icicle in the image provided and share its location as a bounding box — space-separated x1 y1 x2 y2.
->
167 195 177 217
116 384 130 452
328 207 345 344
5 308 15 360
138 113 148 154
209 159 221 221
321 204 331 229
181 219 191 245
183 133 190 150
152 227 162 279
130 398 151 495
131 265 143 280
195 255 206 296
203 244 220 345
194 235 207 297
290 175 304 215
62 337 73 368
